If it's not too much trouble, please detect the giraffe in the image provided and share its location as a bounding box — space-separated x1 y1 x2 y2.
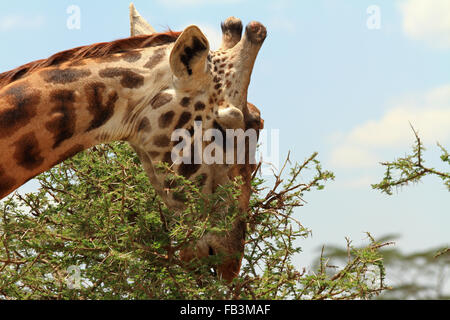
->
0 13 266 282
128 4 264 281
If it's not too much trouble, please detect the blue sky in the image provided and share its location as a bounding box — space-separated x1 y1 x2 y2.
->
0 0 449 274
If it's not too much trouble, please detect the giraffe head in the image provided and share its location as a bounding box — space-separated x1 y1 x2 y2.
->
0 9 265 283
171 21 266 282
129 7 265 281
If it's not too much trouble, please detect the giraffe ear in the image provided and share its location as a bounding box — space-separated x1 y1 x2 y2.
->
170 25 210 79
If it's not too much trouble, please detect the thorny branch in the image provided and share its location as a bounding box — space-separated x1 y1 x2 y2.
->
0 143 391 300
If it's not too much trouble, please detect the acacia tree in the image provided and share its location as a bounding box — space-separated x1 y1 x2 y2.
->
318 127 450 300
0 143 391 300
372 126 449 257
372 126 450 194
318 234 449 300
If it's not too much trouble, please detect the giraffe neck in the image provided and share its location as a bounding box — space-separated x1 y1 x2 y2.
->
0 44 173 199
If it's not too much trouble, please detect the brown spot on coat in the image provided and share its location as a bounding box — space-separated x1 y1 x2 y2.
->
45 90 77 149
0 83 40 138
85 82 119 131
150 92 173 109
180 97 191 107
121 51 142 63
138 117 151 132
153 70 165 84
159 111 175 128
99 68 144 89
154 134 171 147
41 68 91 84
12 132 44 170
175 112 192 129
144 48 166 69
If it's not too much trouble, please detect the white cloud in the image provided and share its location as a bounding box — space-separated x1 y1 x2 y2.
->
330 145 379 169
348 107 450 148
330 85 450 168
0 15 45 32
399 0 450 48
335 176 376 189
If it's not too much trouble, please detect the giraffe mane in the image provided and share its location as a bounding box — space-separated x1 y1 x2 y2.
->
0 31 181 88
